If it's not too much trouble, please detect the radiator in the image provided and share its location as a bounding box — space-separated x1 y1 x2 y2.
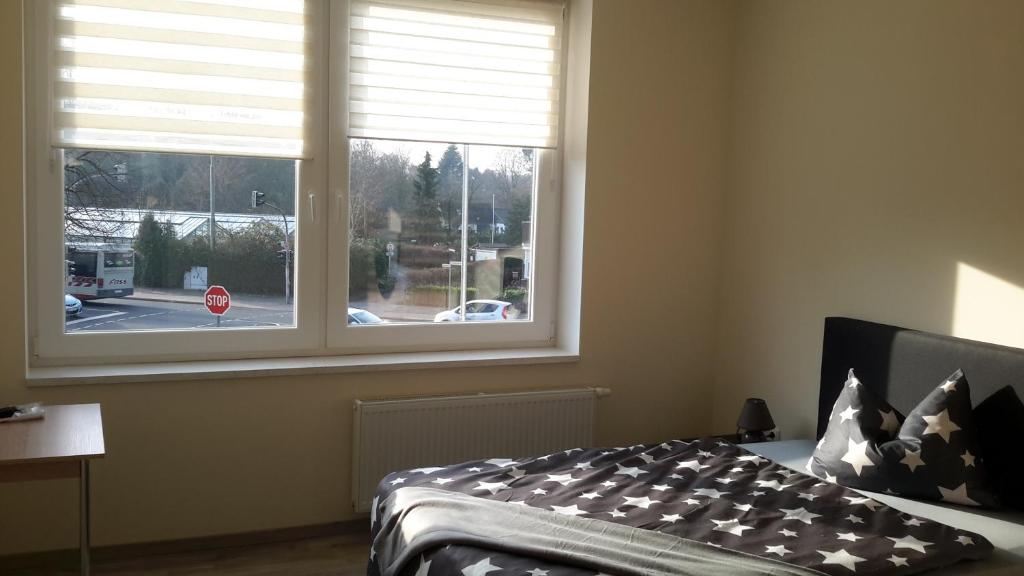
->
352 387 610 513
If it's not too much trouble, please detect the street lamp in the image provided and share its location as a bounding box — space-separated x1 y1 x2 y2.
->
443 247 458 309
251 190 291 305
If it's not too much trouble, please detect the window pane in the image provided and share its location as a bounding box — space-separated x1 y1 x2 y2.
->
346 139 534 324
348 139 465 324
63 149 296 332
463 144 533 322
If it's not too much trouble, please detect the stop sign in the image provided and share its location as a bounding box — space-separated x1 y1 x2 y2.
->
204 285 231 316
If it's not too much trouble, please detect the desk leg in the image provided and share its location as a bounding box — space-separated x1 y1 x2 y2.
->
80 460 90 576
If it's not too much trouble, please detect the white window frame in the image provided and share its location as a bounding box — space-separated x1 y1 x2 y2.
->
24 0 583 374
24 0 326 366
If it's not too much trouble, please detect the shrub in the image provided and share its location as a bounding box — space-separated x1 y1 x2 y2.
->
134 214 289 295
500 287 528 304
405 267 450 288
398 242 451 267
349 238 378 300
408 285 478 297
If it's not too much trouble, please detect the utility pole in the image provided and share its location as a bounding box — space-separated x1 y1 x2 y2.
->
443 247 457 309
491 193 495 244
460 146 469 321
209 156 216 251
251 190 290 305
281 215 290 306
210 156 218 325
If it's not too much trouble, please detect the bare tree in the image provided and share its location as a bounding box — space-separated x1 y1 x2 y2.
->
349 140 412 241
493 148 534 208
64 150 136 243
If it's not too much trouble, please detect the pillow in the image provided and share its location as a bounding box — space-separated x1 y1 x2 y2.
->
809 369 999 507
974 386 1024 510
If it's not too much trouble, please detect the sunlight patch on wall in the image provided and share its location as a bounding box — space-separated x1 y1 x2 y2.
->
953 262 1024 349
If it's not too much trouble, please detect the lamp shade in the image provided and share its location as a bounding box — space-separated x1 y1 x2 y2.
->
737 398 775 432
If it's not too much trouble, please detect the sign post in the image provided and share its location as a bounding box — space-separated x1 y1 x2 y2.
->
386 242 395 277
204 285 231 327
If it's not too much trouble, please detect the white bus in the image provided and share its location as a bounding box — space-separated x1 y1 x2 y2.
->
66 243 135 300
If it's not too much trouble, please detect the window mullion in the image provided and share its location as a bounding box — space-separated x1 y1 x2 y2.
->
460 144 469 322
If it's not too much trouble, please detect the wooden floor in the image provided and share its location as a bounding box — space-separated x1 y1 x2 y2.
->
7 532 371 576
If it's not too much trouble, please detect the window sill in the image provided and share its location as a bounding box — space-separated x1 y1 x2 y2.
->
26 347 580 386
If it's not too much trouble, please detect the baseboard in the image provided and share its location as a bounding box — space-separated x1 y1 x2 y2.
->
0 519 368 572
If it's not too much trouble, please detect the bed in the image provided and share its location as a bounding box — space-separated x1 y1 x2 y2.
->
745 440 1024 575
368 317 1024 576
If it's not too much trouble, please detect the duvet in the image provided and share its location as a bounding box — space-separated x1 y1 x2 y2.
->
367 438 991 576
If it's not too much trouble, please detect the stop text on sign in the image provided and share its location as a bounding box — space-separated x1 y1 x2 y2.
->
207 294 228 306
204 285 231 316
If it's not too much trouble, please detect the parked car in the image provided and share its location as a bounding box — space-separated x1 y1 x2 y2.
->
65 293 83 317
434 299 513 322
347 307 384 325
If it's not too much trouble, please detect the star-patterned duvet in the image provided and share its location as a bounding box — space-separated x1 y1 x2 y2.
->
367 438 992 576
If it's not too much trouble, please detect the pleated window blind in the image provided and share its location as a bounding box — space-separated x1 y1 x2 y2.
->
348 0 564 149
52 0 311 159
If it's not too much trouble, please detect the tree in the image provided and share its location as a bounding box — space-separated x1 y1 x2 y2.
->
173 155 271 215
506 194 532 246
494 148 534 208
467 166 483 213
207 220 287 295
64 150 135 242
436 144 463 245
411 151 441 243
349 139 380 239
349 140 412 240
133 213 172 287
65 150 300 220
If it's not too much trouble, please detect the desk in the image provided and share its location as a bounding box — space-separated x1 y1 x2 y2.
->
0 404 105 575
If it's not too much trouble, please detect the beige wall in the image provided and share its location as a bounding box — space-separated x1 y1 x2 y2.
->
713 0 1024 438
0 0 738 554
15 0 1024 556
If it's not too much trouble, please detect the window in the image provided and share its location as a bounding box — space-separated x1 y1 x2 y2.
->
347 140 535 325
103 253 133 269
62 149 298 333
26 0 575 369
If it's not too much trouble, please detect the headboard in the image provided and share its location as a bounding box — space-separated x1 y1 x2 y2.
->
817 317 1024 439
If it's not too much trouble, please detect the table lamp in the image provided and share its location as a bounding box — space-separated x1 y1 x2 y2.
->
737 398 776 443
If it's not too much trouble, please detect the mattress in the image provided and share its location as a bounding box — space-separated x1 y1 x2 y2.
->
368 438 1014 576
742 440 1024 575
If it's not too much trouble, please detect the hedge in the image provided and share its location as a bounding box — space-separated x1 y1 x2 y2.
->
134 214 289 295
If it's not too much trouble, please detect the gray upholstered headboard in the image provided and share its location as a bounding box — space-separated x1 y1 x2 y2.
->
817 317 1024 439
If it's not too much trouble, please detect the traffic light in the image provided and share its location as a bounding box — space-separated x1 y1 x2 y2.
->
276 249 294 265
250 190 266 209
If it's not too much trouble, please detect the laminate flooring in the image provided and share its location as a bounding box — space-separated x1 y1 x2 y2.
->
5 532 371 576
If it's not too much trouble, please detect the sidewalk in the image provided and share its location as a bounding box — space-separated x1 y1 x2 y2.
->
129 287 293 311
131 286 440 321
349 297 439 322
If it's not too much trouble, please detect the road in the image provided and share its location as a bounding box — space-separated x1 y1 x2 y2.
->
66 298 294 332
65 295 516 331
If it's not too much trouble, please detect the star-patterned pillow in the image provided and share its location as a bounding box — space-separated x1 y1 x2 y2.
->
809 368 999 508
974 386 1024 510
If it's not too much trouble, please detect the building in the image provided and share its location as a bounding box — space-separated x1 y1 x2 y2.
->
65 208 296 245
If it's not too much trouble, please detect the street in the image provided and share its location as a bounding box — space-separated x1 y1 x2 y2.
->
65 289 521 332
66 298 294 332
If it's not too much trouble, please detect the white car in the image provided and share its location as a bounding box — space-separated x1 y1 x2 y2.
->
434 299 513 322
65 293 83 317
347 307 384 325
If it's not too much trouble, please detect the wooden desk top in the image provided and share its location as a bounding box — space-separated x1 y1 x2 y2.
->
0 404 105 465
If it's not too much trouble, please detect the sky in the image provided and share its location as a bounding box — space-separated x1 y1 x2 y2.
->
357 138 515 172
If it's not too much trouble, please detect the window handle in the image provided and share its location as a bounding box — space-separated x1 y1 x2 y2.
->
308 192 316 223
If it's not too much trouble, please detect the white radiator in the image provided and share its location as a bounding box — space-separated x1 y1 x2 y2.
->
352 387 609 512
